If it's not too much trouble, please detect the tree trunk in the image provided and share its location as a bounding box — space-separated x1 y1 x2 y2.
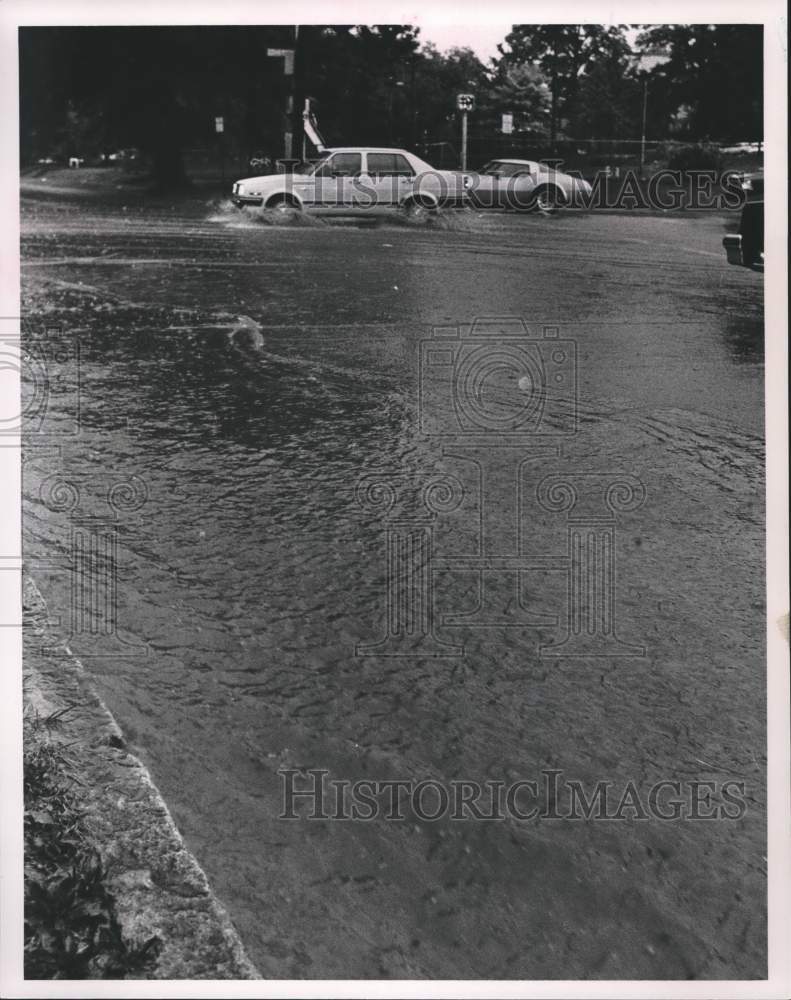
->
150 142 189 191
146 85 190 192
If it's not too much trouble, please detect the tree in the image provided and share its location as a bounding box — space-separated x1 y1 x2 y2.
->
20 26 292 187
408 45 492 145
299 26 422 147
482 62 551 136
496 25 630 142
571 47 641 138
635 25 763 141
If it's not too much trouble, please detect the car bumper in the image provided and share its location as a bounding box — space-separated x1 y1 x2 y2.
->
722 235 764 270
725 200 764 269
723 234 746 266
231 195 263 207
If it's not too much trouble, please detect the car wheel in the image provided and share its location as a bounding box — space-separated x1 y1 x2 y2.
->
266 195 301 218
403 197 437 223
534 186 565 215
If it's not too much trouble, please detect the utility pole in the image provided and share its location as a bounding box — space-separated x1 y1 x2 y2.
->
214 115 226 187
461 111 468 170
456 93 475 171
639 76 648 176
410 57 417 148
267 27 298 163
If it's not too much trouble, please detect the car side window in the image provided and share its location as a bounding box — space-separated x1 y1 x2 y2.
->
391 154 415 177
367 153 394 176
318 153 362 178
367 153 415 177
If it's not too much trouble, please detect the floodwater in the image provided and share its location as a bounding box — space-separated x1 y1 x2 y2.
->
21 194 766 978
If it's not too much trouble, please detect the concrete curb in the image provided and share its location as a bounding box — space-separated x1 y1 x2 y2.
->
23 577 261 980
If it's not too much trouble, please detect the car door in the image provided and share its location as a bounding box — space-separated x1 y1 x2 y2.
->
365 152 415 212
468 161 497 208
488 162 531 208
310 152 363 211
507 164 537 210
470 161 516 208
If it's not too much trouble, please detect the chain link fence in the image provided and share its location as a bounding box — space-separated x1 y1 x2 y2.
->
417 135 763 174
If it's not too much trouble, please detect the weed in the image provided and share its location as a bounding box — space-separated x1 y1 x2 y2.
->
24 710 160 979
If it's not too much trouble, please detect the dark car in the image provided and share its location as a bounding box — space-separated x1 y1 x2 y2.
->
723 198 764 269
738 170 764 201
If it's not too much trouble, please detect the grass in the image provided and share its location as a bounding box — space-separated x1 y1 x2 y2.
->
24 708 160 979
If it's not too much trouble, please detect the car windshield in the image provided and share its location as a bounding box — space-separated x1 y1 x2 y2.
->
281 156 330 175
302 154 330 175
480 161 526 177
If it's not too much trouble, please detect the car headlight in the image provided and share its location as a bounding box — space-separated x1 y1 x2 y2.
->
233 182 241 195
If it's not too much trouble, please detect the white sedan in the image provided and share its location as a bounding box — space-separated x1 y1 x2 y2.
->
231 147 471 218
467 158 592 213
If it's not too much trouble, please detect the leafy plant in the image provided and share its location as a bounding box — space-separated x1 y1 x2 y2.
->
24 712 160 979
667 141 723 172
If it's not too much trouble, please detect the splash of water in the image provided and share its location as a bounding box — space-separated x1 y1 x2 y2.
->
206 198 327 229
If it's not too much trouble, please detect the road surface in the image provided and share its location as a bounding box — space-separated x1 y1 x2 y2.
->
21 192 766 979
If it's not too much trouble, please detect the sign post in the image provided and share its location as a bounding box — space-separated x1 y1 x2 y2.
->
639 77 648 176
456 93 475 170
215 116 225 186
501 112 513 135
267 47 296 161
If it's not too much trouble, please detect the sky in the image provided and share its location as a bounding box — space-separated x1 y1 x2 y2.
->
418 23 513 62
416 23 643 64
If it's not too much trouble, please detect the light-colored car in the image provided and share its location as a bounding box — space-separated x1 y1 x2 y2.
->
467 158 592 213
231 147 471 218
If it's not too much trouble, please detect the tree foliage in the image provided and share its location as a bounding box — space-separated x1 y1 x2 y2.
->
496 26 632 140
483 62 551 136
635 25 763 141
19 23 764 183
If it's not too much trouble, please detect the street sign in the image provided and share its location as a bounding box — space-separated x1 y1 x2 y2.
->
501 112 514 134
456 93 475 111
215 117 224 133
267 47 295 75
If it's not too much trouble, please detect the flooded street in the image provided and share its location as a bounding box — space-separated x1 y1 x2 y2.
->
21 194 766 979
